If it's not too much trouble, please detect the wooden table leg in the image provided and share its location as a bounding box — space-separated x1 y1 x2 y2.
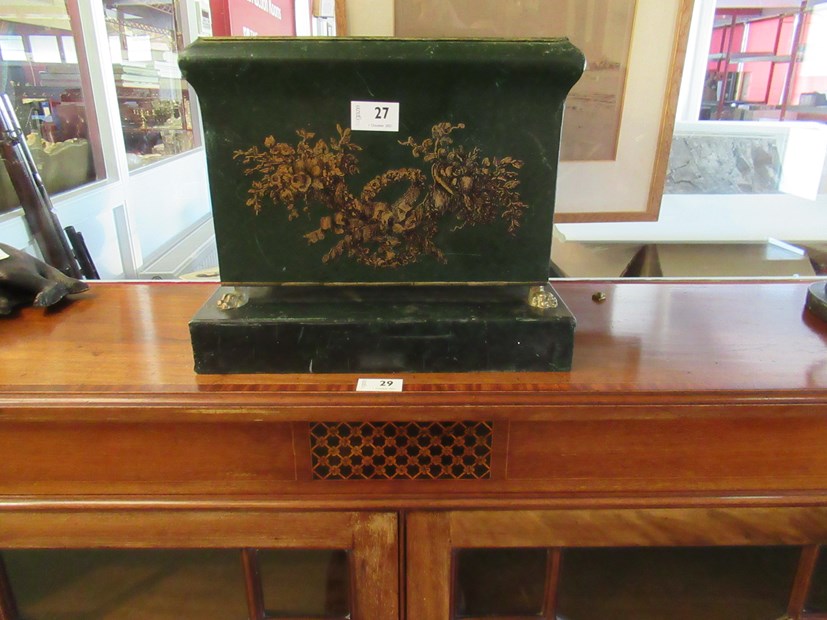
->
0 553 19 620
788 545 821 620
241 548 266 620
544 548 563 620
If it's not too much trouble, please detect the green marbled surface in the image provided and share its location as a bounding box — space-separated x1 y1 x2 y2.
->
189 285 575 373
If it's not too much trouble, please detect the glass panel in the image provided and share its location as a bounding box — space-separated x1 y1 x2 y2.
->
806 548 827 613
207 0 337 38
454 547 548 618
210 0 298 36
103 0 195 170
557 546 799 620
0 3 104 214
2 549 248 619
258 549 350 618
703 4 827 123
555 0 827 279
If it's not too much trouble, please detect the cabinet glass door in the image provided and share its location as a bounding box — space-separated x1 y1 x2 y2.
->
0 510 398 620
407 507 826 619
3 548 354 620
454 547 555 617
556 546 798 620
805 547 826 615
452 546 799 619
3 549 250 618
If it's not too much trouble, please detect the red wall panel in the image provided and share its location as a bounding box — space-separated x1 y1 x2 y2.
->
210 0 296 36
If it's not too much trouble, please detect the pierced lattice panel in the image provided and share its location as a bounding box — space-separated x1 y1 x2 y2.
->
309 421 493 480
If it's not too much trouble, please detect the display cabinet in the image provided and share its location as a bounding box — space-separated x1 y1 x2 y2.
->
0 280 826 619
104 0 197 170
0 3 104 214
0 511 397 620
407 510 825 619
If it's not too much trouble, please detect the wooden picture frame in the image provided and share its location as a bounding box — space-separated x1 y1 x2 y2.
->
394 0 694 222
556 0 693 222
334 0 347 35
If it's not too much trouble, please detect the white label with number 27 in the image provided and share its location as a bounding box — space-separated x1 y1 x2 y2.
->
351 101 400 132
356 378 404 392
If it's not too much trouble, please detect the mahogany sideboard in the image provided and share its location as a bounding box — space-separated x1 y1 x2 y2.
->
1 280 826 619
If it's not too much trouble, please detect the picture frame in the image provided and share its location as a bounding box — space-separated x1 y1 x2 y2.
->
556 0 693 222
334 0 347 35
394 0 694 222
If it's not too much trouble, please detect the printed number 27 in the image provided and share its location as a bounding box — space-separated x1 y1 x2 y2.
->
375 106 389 120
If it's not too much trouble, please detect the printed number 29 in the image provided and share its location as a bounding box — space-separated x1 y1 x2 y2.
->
375 106 389 120
379 380 394 387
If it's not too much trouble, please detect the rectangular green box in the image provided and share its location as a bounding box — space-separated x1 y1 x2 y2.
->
179 38 584 286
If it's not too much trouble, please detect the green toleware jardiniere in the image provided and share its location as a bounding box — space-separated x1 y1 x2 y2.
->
179 37 585 286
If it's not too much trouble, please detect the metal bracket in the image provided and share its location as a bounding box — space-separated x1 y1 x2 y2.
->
528 285 558 310
217 287 250 310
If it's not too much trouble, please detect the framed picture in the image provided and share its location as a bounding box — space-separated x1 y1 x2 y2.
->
395 0 694 221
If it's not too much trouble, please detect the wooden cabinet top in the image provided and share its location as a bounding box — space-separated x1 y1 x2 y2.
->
1 280 825 411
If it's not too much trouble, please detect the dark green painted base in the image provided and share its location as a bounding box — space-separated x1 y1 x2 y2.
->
806 281 827 323
190 285 575 374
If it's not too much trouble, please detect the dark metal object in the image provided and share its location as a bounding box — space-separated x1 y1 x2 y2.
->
65 226 100 280
0 242 88 315
0 94 83 279
805 281 827 323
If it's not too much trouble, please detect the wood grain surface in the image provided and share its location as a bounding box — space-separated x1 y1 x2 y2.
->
0 281 825 505
0 280 825 404
1 281 826 619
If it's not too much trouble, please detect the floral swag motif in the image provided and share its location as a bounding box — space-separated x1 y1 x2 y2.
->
232 122 527 268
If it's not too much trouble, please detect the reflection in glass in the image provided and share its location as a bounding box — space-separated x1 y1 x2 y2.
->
3 549 248 619
0 5 102 213
395 0 636 162
103 0 194 170
704 3 827 123
259 549 350 618
455 547 548 617
558 546 800 620
665 131 784 195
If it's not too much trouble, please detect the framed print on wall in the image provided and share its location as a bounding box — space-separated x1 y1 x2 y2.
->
395 0 694 222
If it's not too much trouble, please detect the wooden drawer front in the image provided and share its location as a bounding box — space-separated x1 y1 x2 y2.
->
507 415 827 492
308 421 493 480
0 421 296 496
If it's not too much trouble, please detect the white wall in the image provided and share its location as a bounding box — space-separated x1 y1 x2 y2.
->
557 194 827 244
129 150 211 260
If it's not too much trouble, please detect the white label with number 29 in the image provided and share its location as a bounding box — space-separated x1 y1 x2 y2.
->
351 101 400 132
356 378 404 392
